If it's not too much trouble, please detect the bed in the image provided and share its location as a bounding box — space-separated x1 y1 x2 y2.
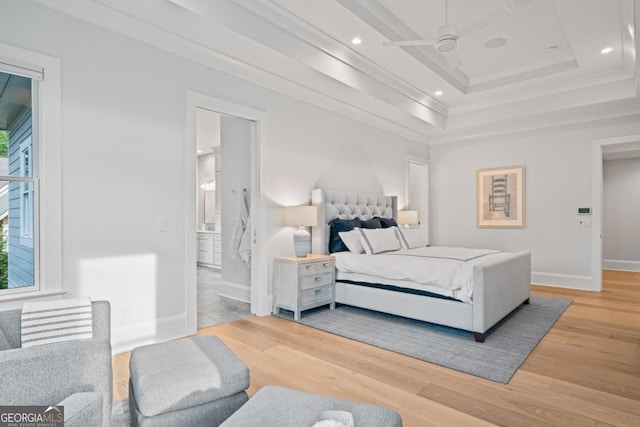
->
311 188 531 342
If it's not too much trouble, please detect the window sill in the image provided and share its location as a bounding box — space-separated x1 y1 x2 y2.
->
0 289 66 306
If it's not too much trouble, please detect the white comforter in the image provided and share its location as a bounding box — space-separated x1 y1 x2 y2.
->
333 246 510 303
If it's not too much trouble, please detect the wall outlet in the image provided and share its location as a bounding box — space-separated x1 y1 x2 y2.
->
578 218 592 227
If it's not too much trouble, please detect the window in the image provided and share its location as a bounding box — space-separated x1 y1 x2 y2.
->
0 43 62 300
0 72 37 290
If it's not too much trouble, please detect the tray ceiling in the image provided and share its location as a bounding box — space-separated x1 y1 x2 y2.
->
33 0 640 142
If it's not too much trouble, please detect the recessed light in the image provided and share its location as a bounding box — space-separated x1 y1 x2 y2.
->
484 37 507 49
434 90 443 96
351 37 362 45
197 150 203 154
601 47 613 54
545 45 558 53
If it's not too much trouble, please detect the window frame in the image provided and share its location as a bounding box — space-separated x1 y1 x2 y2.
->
0 43 62 303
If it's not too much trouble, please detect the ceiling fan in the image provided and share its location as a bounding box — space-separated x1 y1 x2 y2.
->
382 0 523 69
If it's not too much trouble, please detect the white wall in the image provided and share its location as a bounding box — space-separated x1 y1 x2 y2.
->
603 157 640 271
430 122 640 290
0 0 428 353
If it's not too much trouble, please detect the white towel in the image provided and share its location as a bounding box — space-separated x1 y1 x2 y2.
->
238 217 252 266
21 298 93 348
229 191 251 266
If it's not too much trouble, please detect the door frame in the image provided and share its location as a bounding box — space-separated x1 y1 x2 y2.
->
591 133 640 292
184 91 269 335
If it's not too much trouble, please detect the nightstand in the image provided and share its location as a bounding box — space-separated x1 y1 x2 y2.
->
273 254 336 320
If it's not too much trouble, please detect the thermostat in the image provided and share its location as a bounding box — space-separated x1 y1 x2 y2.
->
577 207 591 215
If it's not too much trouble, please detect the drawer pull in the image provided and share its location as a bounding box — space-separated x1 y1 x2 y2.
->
315 276 321 281
314 289 322 294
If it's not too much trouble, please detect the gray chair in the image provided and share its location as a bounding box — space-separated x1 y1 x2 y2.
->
0 300 113 427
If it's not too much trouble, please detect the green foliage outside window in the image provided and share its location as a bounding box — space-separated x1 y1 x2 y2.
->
0 130 7 157
0 131 6 288
0 224 7 289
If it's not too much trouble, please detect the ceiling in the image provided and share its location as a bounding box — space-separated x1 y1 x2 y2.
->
33 0 640 143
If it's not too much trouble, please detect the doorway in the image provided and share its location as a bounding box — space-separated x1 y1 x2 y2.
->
406 156 430 244
195 109 253 328
185 92 269 336
592 134 640 291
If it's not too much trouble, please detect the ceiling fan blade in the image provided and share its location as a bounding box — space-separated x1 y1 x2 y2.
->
382 39 434 47
441 49 463 69
456 5 515 39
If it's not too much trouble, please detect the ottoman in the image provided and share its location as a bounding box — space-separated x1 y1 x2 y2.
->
220 386 402 427
128 335 249 427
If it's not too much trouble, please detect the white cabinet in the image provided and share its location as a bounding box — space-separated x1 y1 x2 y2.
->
273 254 335 320
213 232 222 266
198 231 222 267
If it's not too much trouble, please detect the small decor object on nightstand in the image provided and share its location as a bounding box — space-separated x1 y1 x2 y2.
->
284 205 318 257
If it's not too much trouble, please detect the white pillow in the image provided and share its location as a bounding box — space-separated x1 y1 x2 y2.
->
358 227 402 255
396 227 426 249
338 229 365 254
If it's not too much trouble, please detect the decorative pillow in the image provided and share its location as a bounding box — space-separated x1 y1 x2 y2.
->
21 298 93 348
329 218 361 253
360 217 382 229
378 217 398 228
358 227 402 255
338 229 365 254
396 227 426 249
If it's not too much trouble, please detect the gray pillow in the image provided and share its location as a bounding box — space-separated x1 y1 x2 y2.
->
0 328 12 351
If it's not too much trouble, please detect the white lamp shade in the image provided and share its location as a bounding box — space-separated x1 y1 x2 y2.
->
398 210 419 225
284 205 318 227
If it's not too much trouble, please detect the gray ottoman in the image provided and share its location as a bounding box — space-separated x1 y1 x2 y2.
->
220 386 402 427
129 335 249 427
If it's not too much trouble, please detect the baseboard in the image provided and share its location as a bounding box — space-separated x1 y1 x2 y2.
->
531 271 596 291
603 259 640 272
111 313 186 355
218 280 250 303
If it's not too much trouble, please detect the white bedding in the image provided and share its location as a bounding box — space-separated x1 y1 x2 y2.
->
333 246 511 303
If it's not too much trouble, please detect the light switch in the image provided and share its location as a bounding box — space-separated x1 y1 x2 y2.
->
157 217 167 232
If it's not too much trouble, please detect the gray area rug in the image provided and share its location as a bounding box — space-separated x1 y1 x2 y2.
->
283 295 571 384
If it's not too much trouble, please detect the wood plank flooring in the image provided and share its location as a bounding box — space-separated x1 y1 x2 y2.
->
112 270 640 426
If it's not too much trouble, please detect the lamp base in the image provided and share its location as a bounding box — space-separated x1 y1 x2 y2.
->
293 226 310 257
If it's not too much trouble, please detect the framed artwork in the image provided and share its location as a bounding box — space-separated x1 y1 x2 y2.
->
477 166 525 228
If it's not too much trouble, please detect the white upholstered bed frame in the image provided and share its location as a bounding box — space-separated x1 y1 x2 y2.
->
311 188 531 342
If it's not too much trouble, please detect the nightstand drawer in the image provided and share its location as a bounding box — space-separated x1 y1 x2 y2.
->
317 260 334 274
300 273 333 290
301 285 332 306
299 263 318 276
213 240 222 252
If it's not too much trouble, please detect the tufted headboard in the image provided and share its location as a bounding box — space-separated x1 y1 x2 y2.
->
311 188 398 255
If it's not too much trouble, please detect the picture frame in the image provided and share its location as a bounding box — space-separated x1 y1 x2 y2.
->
476 165 525 228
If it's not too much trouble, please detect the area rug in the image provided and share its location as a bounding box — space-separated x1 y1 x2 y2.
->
282 295 571 384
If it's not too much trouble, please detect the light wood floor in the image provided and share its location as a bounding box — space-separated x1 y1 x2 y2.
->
113 270 640 426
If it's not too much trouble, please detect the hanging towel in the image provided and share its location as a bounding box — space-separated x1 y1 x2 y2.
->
229 191 251 266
